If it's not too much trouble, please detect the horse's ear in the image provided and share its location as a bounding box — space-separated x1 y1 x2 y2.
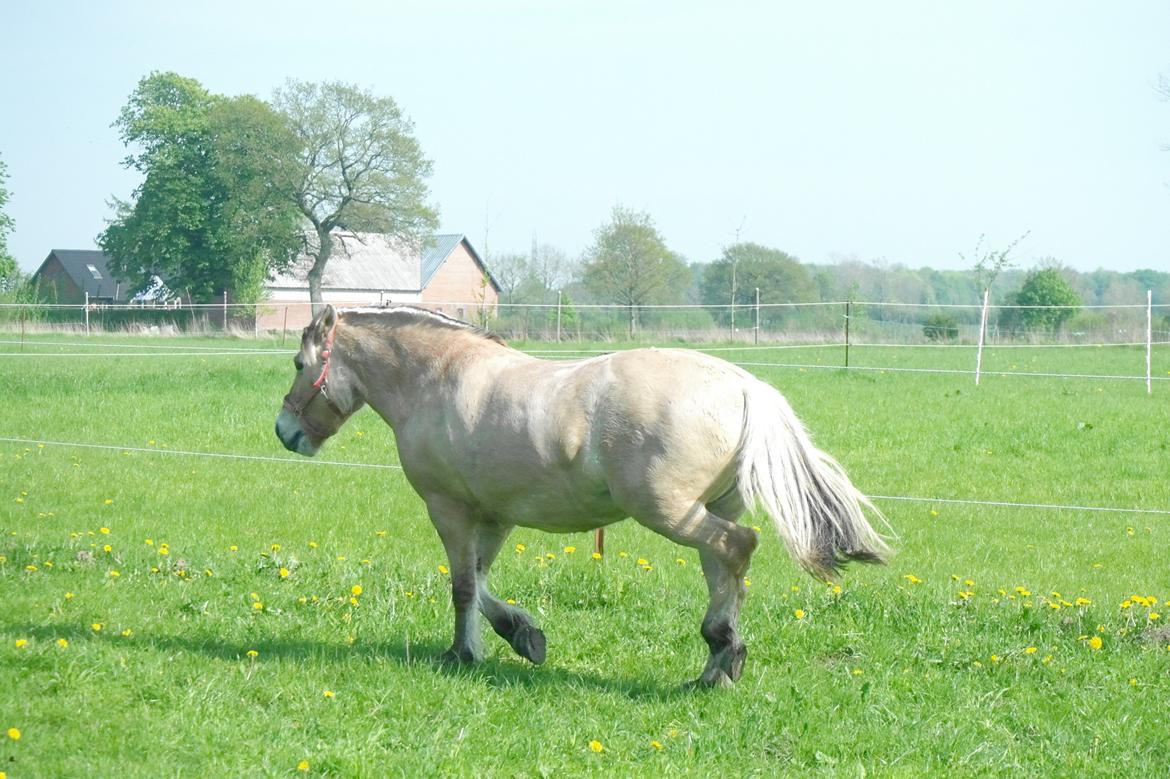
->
313 305 337 338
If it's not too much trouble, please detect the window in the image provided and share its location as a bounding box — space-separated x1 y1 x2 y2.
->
86 264 103 280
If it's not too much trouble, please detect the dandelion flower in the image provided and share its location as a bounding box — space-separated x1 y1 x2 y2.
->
252 602 264 611
323 690 335 698
100 527 110 534
144 539 153 546
903 574 922 585
271 544 282 552
121 629 133 637
675 558 686 566
1024 646 1037 655
103 544 112 553
351 584 363 596
229 545 238 552
563 546 576 554
852 668 864 676
108 570 120 578
1150 612 1162 621
91 623 102 632
308 541 318 549
514 543 526 553
1074 597 1091 607
637 558 649 566
1088 636 1103 650
246 649 258 658
650 740 663 750
297 760 310 772
279 567 290 579
438 565 449 574
794 609 805 620
589 740 604 753
591 552 602 560
6 728 19 741
15 639 27 648
56 638 69 648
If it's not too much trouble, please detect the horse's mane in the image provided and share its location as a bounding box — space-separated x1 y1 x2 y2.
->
338 306 506 345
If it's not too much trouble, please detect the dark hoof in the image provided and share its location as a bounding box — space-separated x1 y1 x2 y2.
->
439 646 479 666
510 624 547 665
683 670 733 690
721 643 747 682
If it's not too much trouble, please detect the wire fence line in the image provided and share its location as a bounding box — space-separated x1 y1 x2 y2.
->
3 435 1167 518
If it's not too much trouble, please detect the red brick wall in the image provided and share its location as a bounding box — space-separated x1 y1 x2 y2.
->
420 242 499 322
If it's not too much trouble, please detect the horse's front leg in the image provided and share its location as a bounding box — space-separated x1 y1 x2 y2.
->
425 495 483 664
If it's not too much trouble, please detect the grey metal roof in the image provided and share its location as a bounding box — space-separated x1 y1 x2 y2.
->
268 232 421 291
39 250 128 300
269 231 498 293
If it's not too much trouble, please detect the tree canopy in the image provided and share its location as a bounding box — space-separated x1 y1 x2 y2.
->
1003 266 1082 333
99 72 304 302
272 80 439 309
700 242 816 329
581 206 689 335
0 152 16 286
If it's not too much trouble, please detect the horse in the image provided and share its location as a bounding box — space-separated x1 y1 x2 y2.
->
275 305 890 687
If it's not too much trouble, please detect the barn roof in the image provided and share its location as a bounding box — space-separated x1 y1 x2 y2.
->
268 231 499 293
35 249 128 300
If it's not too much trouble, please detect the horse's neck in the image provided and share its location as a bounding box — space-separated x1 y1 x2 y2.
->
345 322 501 429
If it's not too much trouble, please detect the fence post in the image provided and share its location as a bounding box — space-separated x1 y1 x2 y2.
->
975 289 990 385
556 290 563 343
754 287 760 345
222 290 228 331
19 305 25 349
281 305 289 348
84 291 90 336
1147 289 1152 395
844 300 851 368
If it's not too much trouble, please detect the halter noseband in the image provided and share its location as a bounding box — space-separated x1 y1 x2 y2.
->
282 319 344 437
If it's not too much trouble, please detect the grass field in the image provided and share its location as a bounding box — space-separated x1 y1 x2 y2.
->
2 334 1169 776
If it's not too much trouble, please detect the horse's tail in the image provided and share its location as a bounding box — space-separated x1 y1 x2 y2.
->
735 378 892 581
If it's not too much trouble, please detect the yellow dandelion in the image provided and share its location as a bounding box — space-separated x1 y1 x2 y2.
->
271 544 281 552
24 565 37 573
1024 646 1037 655
851 668 864 676
121 629 133 637
91 623 102 632
308 541 319 549
618 551 629 558
323 690 335 698
591 552 602 560
349 597 359 606
246 649 258 658
144 538 153 546
229 545 238 552
6 728 19 741
514 543 526 553
438 564 449 574
103 544 112 553
545 553 555 560
1150 612 1162 621
351 584 363 596
252 602 264 610
642 564 653 572
637 558 649 566
108 570 120 578
279 567 290 579
903 574 922 584
14 639 27 648
376 530 387 537
589 740 604 753
1075 597 1091 607
563 546 576 554
297 760 310 772
56 638 68 648
1088 636 1103 650
650 740 663 750
743 577 751 587
831 584 843 595
990 655 1001 664
100 527 110 534
794 609 805 620
675 558 686 566
751 525 761 533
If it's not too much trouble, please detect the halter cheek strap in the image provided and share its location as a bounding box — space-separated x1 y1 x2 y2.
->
282 320 343 432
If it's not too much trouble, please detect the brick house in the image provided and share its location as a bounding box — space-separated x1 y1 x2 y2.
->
260 232 499 330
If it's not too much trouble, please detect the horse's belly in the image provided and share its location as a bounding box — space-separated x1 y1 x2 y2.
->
487 477 625 533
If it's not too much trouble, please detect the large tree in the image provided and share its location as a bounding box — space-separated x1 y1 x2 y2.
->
0 152 16 286
100 72 303 302
699 242 816 330
272 81 439 309
582 206 689 336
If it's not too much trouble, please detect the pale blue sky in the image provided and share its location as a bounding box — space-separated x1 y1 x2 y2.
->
2 1 1168 274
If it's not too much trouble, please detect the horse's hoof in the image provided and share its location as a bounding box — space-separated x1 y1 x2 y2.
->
683 670 733 690
722 643 747 682
511 624 547 665
439 647 479 666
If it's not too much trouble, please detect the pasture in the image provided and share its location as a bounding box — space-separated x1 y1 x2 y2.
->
2 334 1168 776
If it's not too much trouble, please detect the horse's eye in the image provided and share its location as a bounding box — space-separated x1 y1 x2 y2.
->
294 354 304 372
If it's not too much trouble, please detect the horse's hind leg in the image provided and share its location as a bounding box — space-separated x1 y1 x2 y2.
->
635 502 758 687
474 522 546 664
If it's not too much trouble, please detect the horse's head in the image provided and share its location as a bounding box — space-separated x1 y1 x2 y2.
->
275 305 361 456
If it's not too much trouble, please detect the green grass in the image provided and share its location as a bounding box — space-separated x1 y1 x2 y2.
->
2 334 1169 776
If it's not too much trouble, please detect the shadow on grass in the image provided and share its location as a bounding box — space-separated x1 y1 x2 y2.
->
4 621 695 701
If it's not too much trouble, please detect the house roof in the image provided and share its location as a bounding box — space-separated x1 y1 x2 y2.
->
35 250 127 300
269 232 499 293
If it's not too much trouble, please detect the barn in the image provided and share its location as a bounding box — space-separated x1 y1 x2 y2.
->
259 231 499 330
